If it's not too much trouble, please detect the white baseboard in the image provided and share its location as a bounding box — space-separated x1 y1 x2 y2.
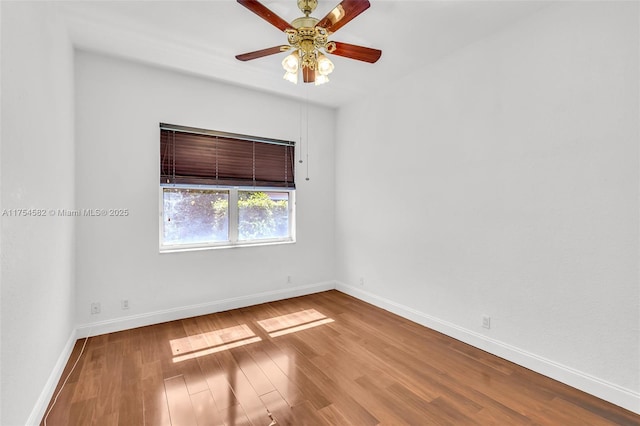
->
27 328 79 426
335 281 640 415
75 281 336 338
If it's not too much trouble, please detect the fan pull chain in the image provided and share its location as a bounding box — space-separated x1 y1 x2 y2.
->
299 101 304 165
305 85 310 181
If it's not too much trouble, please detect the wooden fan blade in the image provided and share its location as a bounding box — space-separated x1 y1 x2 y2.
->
316 0 370 34
302 66 315 83
237 0 293 32
330 41 381 63
236 46 290 61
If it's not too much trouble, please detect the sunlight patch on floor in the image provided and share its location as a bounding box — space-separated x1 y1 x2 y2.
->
171 324 261 363
257 309 334 338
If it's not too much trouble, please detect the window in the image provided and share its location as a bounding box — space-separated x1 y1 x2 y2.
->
159 124 295 251
162 188 229 245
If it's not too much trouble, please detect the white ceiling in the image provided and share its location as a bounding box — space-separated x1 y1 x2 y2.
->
59 0 548 108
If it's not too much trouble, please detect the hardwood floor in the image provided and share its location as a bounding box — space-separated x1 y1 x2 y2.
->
42 290 639 425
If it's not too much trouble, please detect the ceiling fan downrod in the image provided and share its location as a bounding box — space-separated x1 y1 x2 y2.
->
297 0 318 16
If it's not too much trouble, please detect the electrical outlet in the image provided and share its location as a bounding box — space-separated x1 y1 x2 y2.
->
287 275 292 284
121 299 129 310
91 302 101 315
359 277 365 286
482 315 491 329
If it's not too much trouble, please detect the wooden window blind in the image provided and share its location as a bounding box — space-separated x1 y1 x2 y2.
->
160 123 295 188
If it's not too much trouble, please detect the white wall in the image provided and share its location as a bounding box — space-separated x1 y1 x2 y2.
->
74 52 336 329
335 1 639 411
1 3 76 425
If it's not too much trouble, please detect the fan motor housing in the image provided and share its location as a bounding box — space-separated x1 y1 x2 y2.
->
291 16 319 29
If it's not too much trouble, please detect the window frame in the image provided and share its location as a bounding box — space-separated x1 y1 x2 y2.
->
159 184 296 253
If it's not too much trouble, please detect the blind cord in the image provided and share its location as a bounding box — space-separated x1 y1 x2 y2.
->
172 131 176 184
215 135 219 185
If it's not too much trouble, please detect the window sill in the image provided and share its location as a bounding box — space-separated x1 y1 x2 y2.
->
159 239 296 254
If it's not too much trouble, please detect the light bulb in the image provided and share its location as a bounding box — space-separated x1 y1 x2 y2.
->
314 73 329 86
282 51 299 73
316 54 334 76
283 71 298 84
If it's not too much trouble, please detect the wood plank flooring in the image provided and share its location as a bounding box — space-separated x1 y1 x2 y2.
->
42 290 640 425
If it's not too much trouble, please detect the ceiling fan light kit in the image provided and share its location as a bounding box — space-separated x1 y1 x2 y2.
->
236 0 382 85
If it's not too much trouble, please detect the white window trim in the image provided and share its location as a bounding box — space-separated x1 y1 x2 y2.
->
159 185 296 253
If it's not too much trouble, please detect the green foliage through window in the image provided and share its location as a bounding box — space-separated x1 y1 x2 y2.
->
238 191 289 240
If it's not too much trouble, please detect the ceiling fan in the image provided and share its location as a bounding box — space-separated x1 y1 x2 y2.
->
235 0 382 85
